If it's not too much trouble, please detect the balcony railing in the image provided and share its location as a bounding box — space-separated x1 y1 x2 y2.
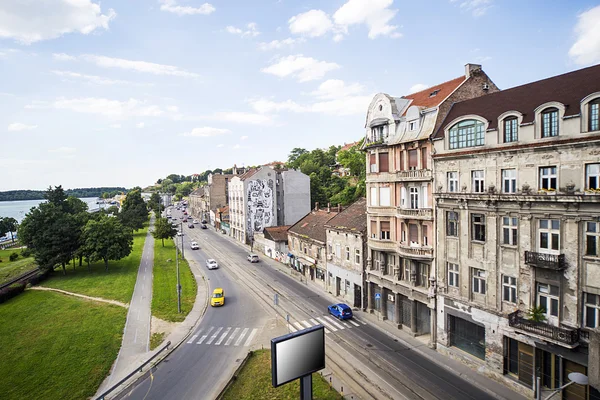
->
508 311 579 346
367 237 397 251
396 169 432 180
397 244 433 259
524 251 566 270
398 208 433 219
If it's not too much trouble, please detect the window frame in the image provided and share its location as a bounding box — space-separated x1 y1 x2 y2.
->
504 117 518 143
472 170 485 193
586 163 600 190
537 283 559 318
448 119 485 150
502 169 517 193
502 275 517 303
584 292 600 328
586 222 600 257
471 213 486 242
541 108 559 138
448 171 459 193
589 99 600 132
345 246 350 261
409 186 420 209
539 166 557 191
472 268 486 295
380 221 391 240
539 219 560 254
447 211 459 237
355 249 361 265
448 262 459 288
502 216 518 246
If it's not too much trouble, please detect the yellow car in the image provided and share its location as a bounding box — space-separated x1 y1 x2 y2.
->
210 288 225 307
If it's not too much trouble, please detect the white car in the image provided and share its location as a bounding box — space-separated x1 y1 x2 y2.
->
190 241 199 250
177 231 183 236
206 259 218 270
193 219 199 224
247 254 259 263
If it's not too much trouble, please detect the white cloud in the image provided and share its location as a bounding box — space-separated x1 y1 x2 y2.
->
226 22 260 38
49 147 77 154
203 111 274 125
136 122 145 128
0 0 115 44
261 55 340 82
53 53 76 61
80 54 199 78
233 144 241 149
569 5 600 65
454 0 493 17
240 135 248 140
309 79 365 99
333 0 401 39
27 97 165 119
182 127 231 137
51 70 149 86
8 123 38 131
160 0 215 16
408 83 429 94
249 99 305 114
258 37 304 51
217 144 225 147
288 10 333 37
109 124 121 129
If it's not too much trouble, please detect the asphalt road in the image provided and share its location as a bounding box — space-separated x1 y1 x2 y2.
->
121 208 268 400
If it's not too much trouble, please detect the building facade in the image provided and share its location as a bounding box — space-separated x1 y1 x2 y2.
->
432 64 600 399
324 198 367 309
363 63 499 341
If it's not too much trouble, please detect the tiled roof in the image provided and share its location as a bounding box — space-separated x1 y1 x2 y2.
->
264 225 290 242
401 76 465 115
288 209 339 243
238 168 258 180
324 198 367 233
339 141 360 152
433 63 600 138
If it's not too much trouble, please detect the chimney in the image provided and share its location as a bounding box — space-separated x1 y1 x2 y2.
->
327 203 330 213
465 63 482 79
337 203 341 213
315 202 319 211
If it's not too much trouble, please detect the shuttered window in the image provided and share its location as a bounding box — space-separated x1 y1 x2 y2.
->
409 224 418 243
379 153 389 172
408 150 418 169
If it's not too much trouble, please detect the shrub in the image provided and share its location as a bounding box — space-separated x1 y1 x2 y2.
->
0 282 26 304
28 270 50 286
9 252 19 262
21 248 32 257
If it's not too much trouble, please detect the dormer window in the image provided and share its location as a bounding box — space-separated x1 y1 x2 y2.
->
590 98 600 132
429 89 440 97
448 119 485 150
541 108 559 138
409 121 418 131
371 125 386 141
503 117 518 143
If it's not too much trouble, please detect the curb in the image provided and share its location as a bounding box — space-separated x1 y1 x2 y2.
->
215 351 254 400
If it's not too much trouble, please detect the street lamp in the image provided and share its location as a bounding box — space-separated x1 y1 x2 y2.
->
536 372 589 400
175 235 181 314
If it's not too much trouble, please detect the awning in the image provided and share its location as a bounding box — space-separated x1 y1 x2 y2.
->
287 253 294 258
369 117 390 128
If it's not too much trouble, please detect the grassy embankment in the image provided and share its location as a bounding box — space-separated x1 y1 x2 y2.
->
0 224 149 400
222 349 343 400
0 249 36 284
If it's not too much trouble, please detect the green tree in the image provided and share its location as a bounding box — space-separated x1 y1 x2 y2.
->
119 189 148 230
82 215 133 271
0 217 18 243
337 146 365 178
153 217 178 246
287 148 308 168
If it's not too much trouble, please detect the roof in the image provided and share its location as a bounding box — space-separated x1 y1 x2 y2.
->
288 209 339 243
264 225 290 242
401 76 466 115
339 141 360 152
237 168 258 180
433 63 600 138
324 198 367 233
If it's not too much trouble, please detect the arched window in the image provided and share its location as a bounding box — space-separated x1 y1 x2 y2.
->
541 107 559 137
503 117 518 143
589 98 600 132
448 119 484 149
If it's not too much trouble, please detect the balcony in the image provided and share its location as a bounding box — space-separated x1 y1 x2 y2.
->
397 244 433 260
368 237 397 252
524 251 566 271
508 311 580 347
396 169 432 181
397 208 433 220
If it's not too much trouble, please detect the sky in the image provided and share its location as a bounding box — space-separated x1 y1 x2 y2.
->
1 0 599 191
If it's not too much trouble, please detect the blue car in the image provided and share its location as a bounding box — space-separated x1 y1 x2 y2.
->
328 303 353 320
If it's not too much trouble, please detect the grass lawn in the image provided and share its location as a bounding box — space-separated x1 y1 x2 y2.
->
0 249 37 284
222 349 342 400
0 290 127 400
41 224 148 303
151 238 196 322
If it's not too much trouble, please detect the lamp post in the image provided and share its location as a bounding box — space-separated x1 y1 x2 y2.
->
536 372 588 400
175 236 181 314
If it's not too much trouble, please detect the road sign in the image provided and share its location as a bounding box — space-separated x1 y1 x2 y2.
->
375 293 381 300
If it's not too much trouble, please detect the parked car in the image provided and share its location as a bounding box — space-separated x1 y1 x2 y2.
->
210 288 225 306
328 303 353 320
190 241 199 250
201 220 207 224
247 254 259 263
183 218 188 222
176 231 183 236
188 223 194 228
166 215 171 219
206 259 218 270
201 224 207 229
193 219 199 224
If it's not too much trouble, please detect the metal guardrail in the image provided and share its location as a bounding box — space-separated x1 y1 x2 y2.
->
0 268 40 291
508 311 579 345
95 341 171 400
524 251 566 270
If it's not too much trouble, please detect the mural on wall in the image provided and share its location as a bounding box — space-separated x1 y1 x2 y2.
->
246 178 274 240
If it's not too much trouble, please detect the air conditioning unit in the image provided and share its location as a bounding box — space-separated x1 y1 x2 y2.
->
387 294 395 302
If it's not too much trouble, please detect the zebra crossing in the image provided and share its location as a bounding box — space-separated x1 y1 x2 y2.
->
186 326 259 347
287 315 366 334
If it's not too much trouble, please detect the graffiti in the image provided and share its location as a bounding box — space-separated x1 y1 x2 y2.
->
246 179 274 239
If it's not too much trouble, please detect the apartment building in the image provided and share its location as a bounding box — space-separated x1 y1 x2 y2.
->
363 64 498 341
432 64 600 399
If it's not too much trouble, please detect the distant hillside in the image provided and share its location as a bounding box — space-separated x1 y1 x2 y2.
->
0 187 127 202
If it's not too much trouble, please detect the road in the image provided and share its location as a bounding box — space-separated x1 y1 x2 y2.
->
121 208 268 400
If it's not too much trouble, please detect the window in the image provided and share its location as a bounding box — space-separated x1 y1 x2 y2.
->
380 221 390 240
408 150 418 170
379 187 391 207
369 153 377 173
328 243 332 254
345 246 350 261
472 268 486 294
370 186 378 206
447 211 459 237
379 153 389 173
399 151 404 171
541 108 559 138
587 163 600 190
371 125 385 141
503 217 518 245
423 225 428 246
448 172 459 193
472 170 485 193
539 219 560 253
584 293 600 328
355 249 361 264
409 224 418 244
449 119 485 149
403 259 411 282
586 222 600 256
502 169 517 193
504 117 518 142
400 186 406 207
409 187 420 209
449 315 486 360
448 262 459 287
409 121 417 131
537 283 559 318
335 243 341 258
590 99 600 132
400 223 406 242
472 214 486 242
370 221 377 239
417 264 429 287
503 276 517 303
539 167 557 190
421 147 428 169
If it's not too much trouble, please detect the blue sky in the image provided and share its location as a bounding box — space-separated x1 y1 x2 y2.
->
1 0 599 191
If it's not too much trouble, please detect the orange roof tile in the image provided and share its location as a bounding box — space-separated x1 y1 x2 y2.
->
402 76 465 113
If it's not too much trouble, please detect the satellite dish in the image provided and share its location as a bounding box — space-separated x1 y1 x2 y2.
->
568 372 589 385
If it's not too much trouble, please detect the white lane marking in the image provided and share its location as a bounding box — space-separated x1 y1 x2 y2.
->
134 328 138 343
288 324 298 332
235 328 249 346
197 327 214 344
225 328 240 346
206 327 224 345
215 327 231 345
300 320 312 329
326 316 345 330
315 317 338 332
187 334 198 344
354 317 368 325
293 322 304 331
310 318 330 334
244 328 258 347
348 319 360 327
